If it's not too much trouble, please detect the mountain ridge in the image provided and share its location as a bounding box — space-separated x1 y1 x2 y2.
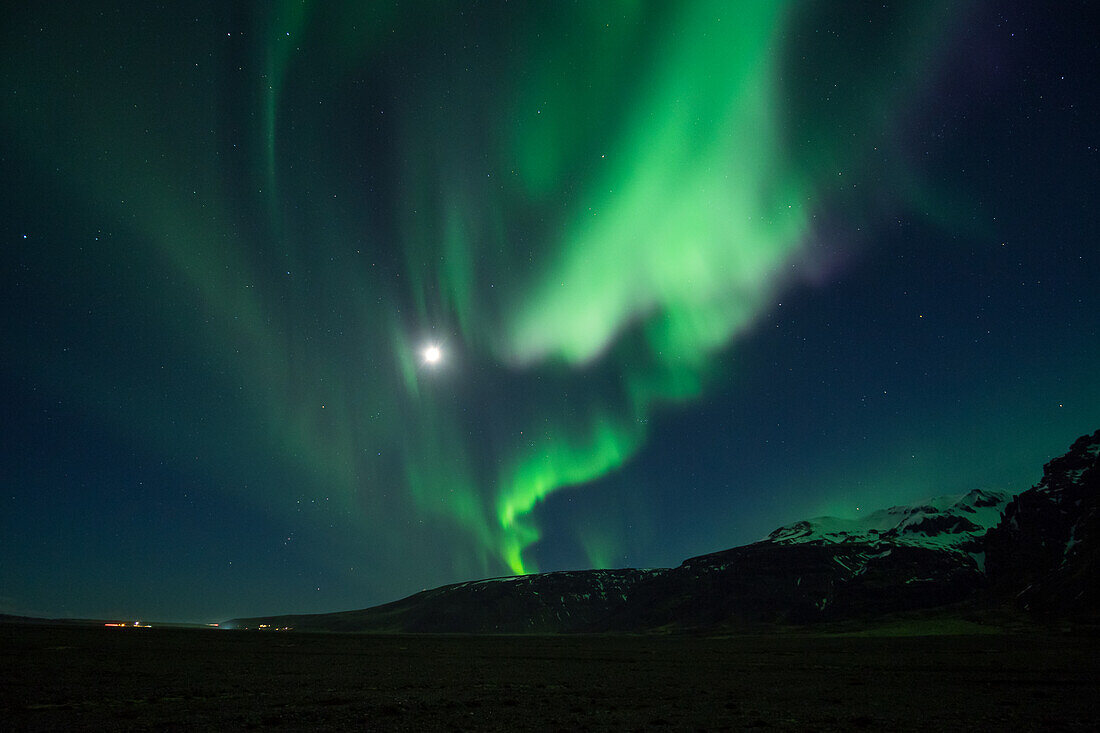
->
229 429 1099 633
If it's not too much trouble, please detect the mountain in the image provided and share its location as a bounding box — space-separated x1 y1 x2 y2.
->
231 569 661 634
228 490 1012 633
228 430 1098 633
766 489 1009 556
985 428 1100 619
588 488 1011 631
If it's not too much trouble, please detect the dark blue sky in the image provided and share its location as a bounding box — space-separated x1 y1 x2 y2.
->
1 1 1096 622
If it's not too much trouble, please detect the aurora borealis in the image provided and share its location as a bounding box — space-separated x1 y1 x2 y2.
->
2 1 1097 622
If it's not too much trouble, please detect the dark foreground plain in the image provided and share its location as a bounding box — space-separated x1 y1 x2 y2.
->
3 624 1098 731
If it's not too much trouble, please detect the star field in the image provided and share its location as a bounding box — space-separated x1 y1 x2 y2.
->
0 1 1096 622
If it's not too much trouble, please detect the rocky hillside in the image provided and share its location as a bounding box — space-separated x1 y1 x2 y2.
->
985 428 1100 619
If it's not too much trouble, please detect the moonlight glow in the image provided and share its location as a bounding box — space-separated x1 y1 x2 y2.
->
423 345 442 365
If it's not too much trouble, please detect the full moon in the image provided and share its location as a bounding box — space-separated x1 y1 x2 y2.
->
422 345 442 365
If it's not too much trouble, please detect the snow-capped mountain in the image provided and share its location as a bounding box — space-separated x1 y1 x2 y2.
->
229 430 1098 632
612 489 1014 628
232 489 1012 633
765 489 1011 571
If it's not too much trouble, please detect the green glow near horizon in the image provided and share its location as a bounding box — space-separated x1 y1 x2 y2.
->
497 414 644 574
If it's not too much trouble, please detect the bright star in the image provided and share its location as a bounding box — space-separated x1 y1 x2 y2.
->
422 345 442 365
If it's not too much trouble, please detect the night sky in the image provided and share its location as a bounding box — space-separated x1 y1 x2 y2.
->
2 1 1097 623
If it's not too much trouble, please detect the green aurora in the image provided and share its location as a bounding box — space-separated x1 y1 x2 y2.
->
388 0 955 573
3 1 960 576
5 0 1097 620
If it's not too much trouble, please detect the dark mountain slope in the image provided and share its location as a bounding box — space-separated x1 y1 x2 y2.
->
230 569 661 633
985 429 1100 619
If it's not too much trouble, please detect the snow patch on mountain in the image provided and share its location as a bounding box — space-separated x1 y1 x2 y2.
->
766 489 1012 553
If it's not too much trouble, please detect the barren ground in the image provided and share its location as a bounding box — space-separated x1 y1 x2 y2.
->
2 624 1098 731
